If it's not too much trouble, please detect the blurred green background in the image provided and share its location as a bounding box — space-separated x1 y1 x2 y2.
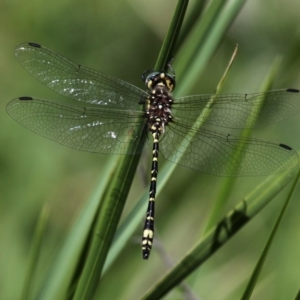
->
1 0 300 299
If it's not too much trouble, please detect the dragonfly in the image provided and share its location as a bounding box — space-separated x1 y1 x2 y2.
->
7 42 300 259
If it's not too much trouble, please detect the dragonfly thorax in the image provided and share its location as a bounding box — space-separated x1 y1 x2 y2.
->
144 71 175 135
146 85 173 135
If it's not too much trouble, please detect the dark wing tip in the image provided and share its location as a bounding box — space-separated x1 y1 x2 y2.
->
279 143 293 151
28 42 42 48
19 96 33 101
286 88 299 93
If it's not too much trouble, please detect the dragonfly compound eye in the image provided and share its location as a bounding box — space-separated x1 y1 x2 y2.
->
144 72 175 92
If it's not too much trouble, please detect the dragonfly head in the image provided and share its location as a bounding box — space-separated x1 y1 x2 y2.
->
143 71 176 92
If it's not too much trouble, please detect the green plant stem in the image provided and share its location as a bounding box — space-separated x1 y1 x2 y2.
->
73 125 147 300
241 168 300 299
141 162 298 300
155 0 189 71
175 0 246 96
204 57 282 234
21 204 50 300
176 0 206 47
73 1 190 298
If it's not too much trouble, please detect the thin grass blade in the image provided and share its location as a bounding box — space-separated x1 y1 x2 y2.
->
203 57 283 233
21 204 50 300
37 158 117 300
140 159 299 300
240 171 300 299
175 0 247 96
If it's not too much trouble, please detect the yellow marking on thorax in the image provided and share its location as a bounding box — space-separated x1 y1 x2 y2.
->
147 80 153 89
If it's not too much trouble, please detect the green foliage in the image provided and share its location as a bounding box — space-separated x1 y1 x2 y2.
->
1 1 300 299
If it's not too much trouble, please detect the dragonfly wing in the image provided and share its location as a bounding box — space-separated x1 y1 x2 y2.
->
174 89 300 129
15 43 147 108
7 97 146 155
160 122 298 177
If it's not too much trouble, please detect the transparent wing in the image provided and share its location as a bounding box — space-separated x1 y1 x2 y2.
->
15 42 147 108
174 89 300 129
7 97 146 154
160 121 298 177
